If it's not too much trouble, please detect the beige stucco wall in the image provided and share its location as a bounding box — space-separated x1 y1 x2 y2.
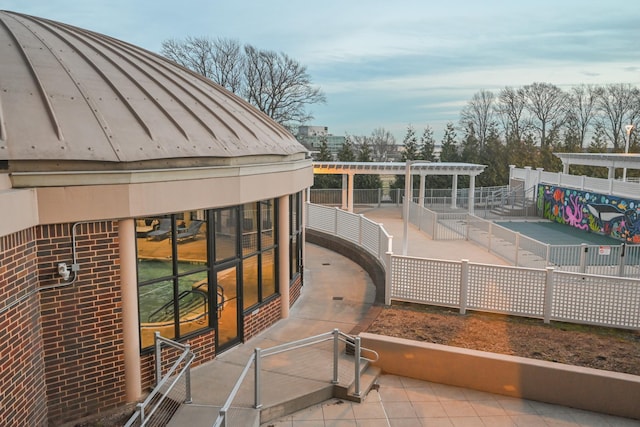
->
361 333 640 420
0 174 39 236
22 162 311 225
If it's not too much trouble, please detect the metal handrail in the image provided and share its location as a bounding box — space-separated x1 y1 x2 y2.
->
212 329 378 427
212 352 256 427
125 333 195 427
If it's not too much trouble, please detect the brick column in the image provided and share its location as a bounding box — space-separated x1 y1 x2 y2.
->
119 218 142 401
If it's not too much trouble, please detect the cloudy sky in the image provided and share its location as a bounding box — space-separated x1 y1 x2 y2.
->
4 0 640 142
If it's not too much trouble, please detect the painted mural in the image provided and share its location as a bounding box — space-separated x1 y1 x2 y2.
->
537 184 640 244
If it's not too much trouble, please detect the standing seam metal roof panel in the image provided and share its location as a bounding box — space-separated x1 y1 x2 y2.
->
0 11 305 165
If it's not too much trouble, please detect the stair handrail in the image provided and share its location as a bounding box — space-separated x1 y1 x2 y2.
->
125 333 195 427
212 328 378 427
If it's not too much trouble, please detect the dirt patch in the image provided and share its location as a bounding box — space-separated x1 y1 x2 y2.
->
365 303 640 376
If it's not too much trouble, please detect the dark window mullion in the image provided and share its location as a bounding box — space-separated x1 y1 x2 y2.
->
170 215 181 339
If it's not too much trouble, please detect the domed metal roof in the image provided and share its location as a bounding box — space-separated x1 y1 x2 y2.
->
0 11 306 172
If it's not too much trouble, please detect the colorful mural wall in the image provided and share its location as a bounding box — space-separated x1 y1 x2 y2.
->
538 184 640 244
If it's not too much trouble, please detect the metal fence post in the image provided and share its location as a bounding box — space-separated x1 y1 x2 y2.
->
515 232 520 266
154 332 162 386
220 408 227 427
354 337 361 397
185 345 192 404
579 243 588 274
488 222 493 254
460 259 469 314
254 348 262 409
332 329 339 384
618 243 626 277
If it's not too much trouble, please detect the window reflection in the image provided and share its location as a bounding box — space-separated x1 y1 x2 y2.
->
262 249 276 298
242 255 259 310
215 208 237 262
242 202 258 256
139 279 176 347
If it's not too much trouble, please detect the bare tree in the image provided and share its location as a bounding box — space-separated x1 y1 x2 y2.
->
566 85 597 149
460 89 495 148
369 127 396 161
243 45 325 126
495 86 529 143
522 82 568 147
161 36 215 78
161 37 325 127
210 38 244 94
595 83 639 150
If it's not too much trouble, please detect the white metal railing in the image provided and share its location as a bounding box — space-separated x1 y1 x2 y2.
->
212 329 378 427
306 202 640 330
511 167 640 199
306 203 392 270
125 333 195 427
405 200 639 278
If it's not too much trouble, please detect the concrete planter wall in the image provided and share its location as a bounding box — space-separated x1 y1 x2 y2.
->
361 333 640 420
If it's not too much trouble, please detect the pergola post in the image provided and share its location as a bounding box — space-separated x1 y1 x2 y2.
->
469 175 476 215
418 173 426 207
347 172 354 213
451 174 458 209
341 174 348 210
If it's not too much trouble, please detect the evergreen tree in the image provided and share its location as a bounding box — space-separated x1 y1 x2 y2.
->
419 126 437 161
439 122 459 162
316 135 333 161
355 140 382 189
478 123 509 187
337 137 356 162
391 125 421 200
312 136 340 188
400 125 419 161
460 123 480 164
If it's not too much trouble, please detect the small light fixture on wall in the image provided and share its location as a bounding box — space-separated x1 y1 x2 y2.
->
58 263 71 281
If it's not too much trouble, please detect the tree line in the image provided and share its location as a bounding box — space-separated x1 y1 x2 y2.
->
159 38 638 188
320 82 639 190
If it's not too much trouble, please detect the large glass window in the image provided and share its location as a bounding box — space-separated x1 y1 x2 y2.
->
136 211 209 349
240 200 278 311
290 192 302 279
136 200 280 350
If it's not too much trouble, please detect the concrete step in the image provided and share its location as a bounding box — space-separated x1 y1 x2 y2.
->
259 383 334 425
168 405 260 427
334 364 381 403
259 356 380 424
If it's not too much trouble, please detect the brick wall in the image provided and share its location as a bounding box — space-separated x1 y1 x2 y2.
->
289 274 303 307
0 228 47 427
140 330 216 391
37 222 125 425
243 296 282 341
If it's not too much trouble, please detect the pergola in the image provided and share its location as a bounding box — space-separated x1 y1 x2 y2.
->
554 153 640 179
312 161 487 213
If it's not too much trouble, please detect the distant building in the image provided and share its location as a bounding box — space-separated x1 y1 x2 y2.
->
296 126 346 159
